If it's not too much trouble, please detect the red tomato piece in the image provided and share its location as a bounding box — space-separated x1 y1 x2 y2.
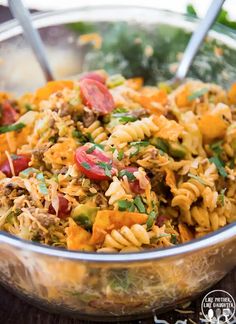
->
75 145 117 180
48 195 71 219
0 154 31 177
120 167 145 194
80 79 115 115
79 72 106 84
0 100 18 125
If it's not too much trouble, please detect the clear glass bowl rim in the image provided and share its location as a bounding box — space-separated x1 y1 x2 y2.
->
0 6 235 262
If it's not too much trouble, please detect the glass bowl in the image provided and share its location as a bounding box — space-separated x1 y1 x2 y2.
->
0 6 235 321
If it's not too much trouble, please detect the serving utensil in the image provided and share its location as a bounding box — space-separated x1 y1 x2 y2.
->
8 0 54 81
173 0 225 84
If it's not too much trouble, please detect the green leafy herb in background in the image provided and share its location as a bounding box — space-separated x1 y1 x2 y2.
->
187 4 236 30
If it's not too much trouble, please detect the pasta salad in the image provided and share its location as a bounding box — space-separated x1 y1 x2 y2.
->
0 71 235 252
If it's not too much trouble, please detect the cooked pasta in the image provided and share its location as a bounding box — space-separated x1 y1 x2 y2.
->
85 120 107 144
108 116 158 145
0 72 235 252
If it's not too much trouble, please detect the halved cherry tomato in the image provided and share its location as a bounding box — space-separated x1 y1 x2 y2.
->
0 154 31 177
120 167 145 194
0 100 18 125
79 72 106 84
48 195 71 219
80 79 115 115
75 145 117 180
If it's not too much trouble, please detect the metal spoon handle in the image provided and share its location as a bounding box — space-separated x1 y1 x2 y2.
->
8 0 54 82
175 0 225 80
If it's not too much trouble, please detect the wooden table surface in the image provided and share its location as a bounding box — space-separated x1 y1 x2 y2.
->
0 5 235 323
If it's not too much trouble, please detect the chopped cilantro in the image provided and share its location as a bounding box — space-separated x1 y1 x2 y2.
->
170 234 178 245
146 210 157 230
86 145 96 154
150 138 169 153
210 140 223 157
81 162 91 170
129 141 149 157
113 107 128 114
134 196 146 213
72 129 88 144
130 141 149 147
209 156 227 178
0 122 25 134
118 200 135 212
117 150 124 161
98 162 112 178
218 188 226 206
119 169 136 181
188 88 208 101
188 173 207 185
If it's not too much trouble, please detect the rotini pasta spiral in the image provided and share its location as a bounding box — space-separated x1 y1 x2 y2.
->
85 120 107 144
171 178 206 210
102 224 149 250
108 116 158 145
105 176 132 205
191 206 226 231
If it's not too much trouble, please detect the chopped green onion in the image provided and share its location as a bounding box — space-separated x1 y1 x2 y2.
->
0 122 25 134
86 145 96 154
146 210 157 230
98 162 112 178
118 200 135 212
119 170 136 181
188 88 208 101
188 173 207 185
170 234 178 245
130 141 149 147
117 150 124 161
134 196 146 213
209 156 227 178
81 162 91 170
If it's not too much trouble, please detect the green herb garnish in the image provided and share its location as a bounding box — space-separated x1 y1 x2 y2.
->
86 145 96 154
170 234 178 245
130 141 149 147
210 140 223 157
150 138 169 153
98 162 112 177
81 162 91 170
134 196 146 213
118 200 135 212
188 173 207 185
209 156 227 178
0 123 25 134
119 170 136 181
188 88 208 101
117 150 124 161
146 210 157 230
